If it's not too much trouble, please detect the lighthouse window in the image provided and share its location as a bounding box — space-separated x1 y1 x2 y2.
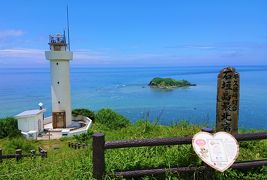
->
54 45 61 51
58 101 60 104
57 81 60 84
56 62 59 65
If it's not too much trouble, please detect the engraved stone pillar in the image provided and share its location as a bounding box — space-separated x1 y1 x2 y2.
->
216 67 240 134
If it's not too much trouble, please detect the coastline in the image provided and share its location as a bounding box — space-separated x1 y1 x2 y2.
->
0 66 267 129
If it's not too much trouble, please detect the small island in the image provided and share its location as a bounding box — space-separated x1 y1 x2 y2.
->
148 77 196 89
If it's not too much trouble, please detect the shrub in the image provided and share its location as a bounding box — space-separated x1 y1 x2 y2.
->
135 120 155 134
72 108 95 122
95 108 130 129
5 137 35 153
0 117 21 138
74 129 94 143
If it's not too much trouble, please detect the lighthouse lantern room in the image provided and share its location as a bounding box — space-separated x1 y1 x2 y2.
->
45 33 73 128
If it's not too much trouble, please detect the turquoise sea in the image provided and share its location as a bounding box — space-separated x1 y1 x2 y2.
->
0 66 266 129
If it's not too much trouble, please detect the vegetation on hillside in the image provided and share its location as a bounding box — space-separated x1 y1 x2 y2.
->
0 109 266 179
72 108 95 122
148 77 196 89
0 117 21 138
95 108 130 129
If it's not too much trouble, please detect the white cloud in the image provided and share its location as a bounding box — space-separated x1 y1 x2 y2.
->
0 45 266 67
0 48 108 61
165 44 216 50
73 50 108 60
181 45 216 50
0 29 25 40
166 42 267 51
0 48 44 58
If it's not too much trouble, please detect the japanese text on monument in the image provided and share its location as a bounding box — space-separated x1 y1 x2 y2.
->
216 67 239 134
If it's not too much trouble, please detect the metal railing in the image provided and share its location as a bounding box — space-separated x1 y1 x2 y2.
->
49 34 66 44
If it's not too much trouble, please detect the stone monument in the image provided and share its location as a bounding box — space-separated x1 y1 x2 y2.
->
216 67 240 134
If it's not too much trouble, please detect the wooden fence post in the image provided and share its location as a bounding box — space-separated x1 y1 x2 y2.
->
38 147 47 158
201 128 215 179
93 133 105 180
30 150 36 158
16 149 22 162
44 150 48 158
40 150 45 158
0 149 2 163
201 127 214 134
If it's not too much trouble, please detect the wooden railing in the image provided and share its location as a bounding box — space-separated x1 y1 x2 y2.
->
68 142 88 149
0 147 47 162
92 130 267 179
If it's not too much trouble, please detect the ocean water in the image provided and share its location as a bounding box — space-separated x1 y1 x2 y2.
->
0 66 266 129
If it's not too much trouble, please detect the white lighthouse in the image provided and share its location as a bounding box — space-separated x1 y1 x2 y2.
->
45 34 73 128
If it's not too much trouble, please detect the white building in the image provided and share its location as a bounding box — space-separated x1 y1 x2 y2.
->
45 34 73 128
15 109 46 133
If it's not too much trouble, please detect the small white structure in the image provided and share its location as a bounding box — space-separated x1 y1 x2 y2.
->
62 129 70 137
27 130 38 140
15 109 45 133
45 34 73 128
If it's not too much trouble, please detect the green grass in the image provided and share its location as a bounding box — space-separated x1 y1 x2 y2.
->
0 120 266 179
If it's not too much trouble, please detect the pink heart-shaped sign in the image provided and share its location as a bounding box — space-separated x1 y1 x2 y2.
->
192 131 239 172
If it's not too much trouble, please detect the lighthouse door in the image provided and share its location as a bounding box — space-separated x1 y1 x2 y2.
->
52 112 66 128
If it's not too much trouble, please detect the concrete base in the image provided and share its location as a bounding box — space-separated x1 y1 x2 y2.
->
37 116 92 140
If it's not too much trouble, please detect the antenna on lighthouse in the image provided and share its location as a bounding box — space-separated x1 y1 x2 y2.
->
67 5 71 51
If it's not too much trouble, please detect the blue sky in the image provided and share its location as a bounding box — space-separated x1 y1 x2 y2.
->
0 0 266 67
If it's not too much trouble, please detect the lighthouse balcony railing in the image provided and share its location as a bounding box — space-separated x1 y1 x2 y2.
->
49 35 66 45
